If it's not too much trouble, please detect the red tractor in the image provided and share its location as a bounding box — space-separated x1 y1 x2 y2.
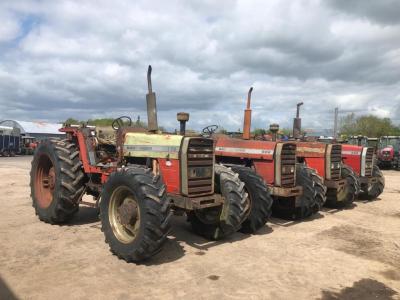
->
21 136 38 155
292 103 359 208
377 136 400 170
204 88 326 232
341 144 384 199
30 66 248 262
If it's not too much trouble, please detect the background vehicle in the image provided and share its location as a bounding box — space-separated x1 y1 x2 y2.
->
20 136 37 155
209 88 326 227
0 126 20 157
30 66 248 263
378 136 400 170
347 135 379 153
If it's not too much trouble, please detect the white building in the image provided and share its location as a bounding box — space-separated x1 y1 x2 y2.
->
0 120 65 140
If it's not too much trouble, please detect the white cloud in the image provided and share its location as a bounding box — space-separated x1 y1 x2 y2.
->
0 0 399 132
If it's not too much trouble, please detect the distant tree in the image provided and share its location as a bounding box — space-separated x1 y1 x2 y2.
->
340 113 400 137
64 117 80 125
253 128 266 136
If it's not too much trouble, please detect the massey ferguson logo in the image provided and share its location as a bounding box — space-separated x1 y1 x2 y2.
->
342 150 362 156
215 146 274 155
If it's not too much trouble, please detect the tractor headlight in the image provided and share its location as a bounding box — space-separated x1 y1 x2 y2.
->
282 165 295 174
188 167 213 179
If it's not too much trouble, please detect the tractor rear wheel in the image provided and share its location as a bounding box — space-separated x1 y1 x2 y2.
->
325 164 359 208
230 166 273 233
100 167 172 262
30 139 85 223
359 165 385 200
188 164 247 240
30 140 85 224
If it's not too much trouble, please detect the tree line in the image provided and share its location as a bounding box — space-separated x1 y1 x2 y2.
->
339 113 400 137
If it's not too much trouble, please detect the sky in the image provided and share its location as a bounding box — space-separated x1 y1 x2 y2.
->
0 0 400 132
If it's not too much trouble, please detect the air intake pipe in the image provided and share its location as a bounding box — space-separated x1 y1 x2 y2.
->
243 87 253 140
270 123 279 141
146 65 158 132
177 112 189 135
293 102 303 139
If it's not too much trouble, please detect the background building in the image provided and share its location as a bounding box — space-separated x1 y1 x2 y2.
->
0 120 65 140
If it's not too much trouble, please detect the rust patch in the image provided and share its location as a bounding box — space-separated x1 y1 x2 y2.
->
320 278 397 300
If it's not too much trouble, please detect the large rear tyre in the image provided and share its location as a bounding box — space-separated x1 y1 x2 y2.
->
325 164 359 208
100 167 172 262
188 164 247 240
272 164 326 219
230 166 273 233
358 165 385 200
296 164 326 218
30 139 85 223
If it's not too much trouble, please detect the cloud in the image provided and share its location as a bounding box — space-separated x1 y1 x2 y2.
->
327 0 400 25
0 0 399 133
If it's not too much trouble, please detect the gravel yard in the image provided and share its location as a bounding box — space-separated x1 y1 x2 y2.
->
0 156 399 300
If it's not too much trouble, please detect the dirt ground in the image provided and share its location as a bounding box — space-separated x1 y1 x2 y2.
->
0 156 399 300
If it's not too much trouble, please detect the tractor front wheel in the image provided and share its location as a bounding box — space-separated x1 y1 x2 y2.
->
187 164 247 240
359 165 385 200
100 167 172 262
230 166 273 234
325 165 359 208
30 139 85 223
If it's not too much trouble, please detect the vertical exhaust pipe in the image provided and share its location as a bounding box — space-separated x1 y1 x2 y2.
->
177 112 189 135
146 65 158 132
243 87 253 140
293 102 303 139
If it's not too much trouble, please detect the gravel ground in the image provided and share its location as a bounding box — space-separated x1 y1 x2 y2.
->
0 156 399 300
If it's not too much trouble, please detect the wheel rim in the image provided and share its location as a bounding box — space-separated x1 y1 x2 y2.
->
34 154 56 208
194 206 222 225
109 186 141 244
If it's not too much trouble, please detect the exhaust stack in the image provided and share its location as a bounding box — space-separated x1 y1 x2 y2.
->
243 87 253 140
146 65 158 132
177 112 189 135
293 102 303 139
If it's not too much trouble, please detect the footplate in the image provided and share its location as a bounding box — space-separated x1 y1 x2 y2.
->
359 176 378 185
169 194 225 210
270 185 303 197
325 178 346 189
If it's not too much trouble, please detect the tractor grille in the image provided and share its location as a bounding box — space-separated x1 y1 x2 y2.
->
186 138 214 196
330 144 342 180
365 147 374 177
281 143 296 187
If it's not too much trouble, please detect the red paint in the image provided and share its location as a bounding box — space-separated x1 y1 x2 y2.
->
214 136 276 185
158 158 181 194
215 136 275 160
296 142 327 178
341 144 362 175
253 160 275 185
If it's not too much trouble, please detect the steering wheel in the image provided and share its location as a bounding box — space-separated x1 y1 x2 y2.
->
112 116 132 130
202 125 219 137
